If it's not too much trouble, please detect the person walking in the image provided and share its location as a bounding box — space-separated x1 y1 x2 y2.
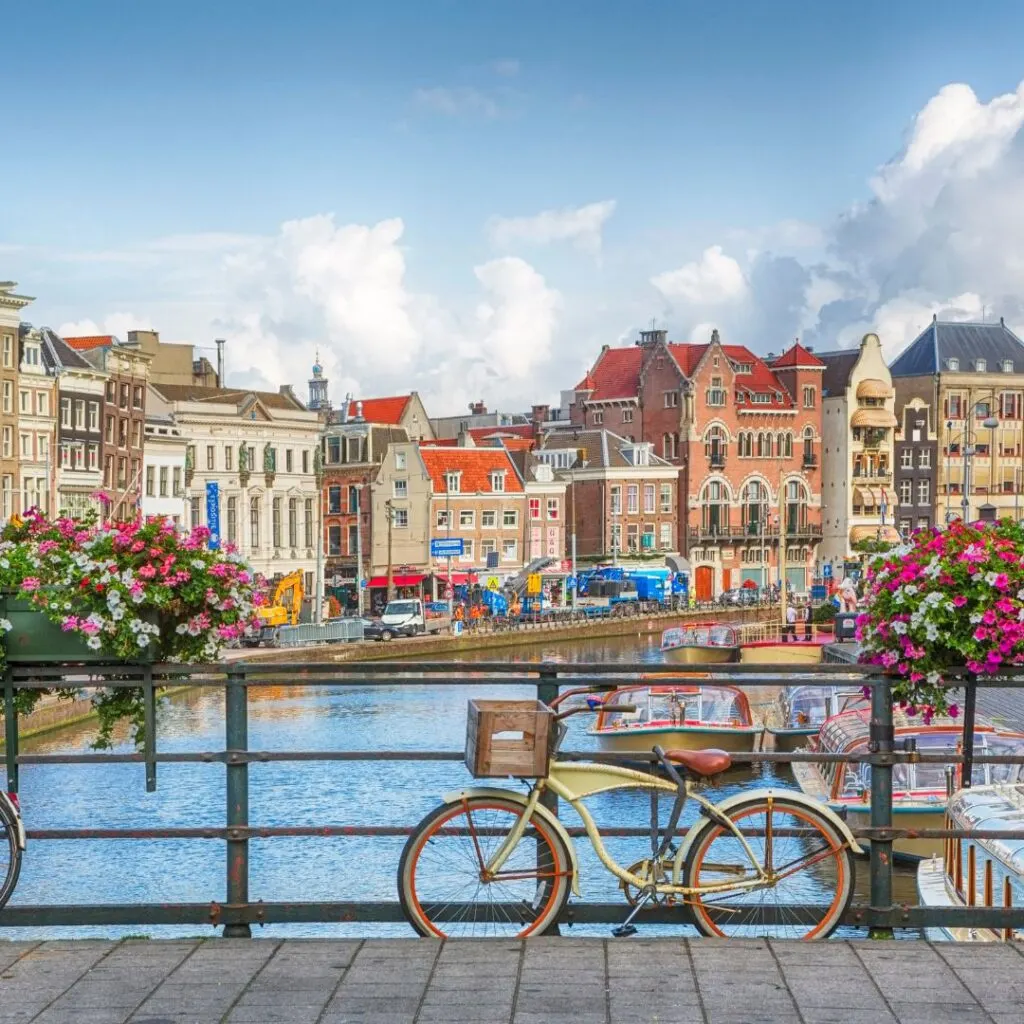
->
785 603 797 642
803 601 812 640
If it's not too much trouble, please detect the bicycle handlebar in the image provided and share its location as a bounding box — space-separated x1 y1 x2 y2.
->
555 703 636 721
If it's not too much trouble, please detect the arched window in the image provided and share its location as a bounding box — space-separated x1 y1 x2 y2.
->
782 432 793 459
663 433 671 459
700 480 731 535
741 479 769 536
802 425 815 466
785 479 809 535
704 425 727 466
673 432 680 458
737 432 749 458
756 432 768 458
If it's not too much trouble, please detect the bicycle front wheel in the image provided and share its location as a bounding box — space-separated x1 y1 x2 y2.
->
682 795 855 940
398 796 571 938
0 808 22 912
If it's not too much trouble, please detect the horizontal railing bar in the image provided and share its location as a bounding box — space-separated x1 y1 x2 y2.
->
0 901 1021 929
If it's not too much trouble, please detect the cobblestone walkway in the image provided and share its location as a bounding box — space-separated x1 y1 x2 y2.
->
1 938 1023 1024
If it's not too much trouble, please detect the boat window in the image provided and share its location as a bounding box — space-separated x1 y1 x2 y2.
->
602 687 746 727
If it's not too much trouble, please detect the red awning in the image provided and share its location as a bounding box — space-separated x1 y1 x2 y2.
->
436 572 479 585
367 574 426 588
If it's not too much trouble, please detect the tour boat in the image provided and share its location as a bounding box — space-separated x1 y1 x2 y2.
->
766 685 868 754
660 623 739 664
917 784 1024 942
589 682 759 754
791 707 1024 860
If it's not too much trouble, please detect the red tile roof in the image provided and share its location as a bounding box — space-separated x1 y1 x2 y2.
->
64 335 114 351
345 395 410 424
666 343 708 377
574 346 642 401
469 424 534 444
419 447 524 493
770 342 826 368
668 342 793 407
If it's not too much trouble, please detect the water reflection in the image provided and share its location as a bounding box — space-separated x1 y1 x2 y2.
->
7 634 917 939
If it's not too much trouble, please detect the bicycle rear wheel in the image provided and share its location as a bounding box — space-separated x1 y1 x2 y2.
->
398 796 571 938
682 795 855 940
0 807 22 912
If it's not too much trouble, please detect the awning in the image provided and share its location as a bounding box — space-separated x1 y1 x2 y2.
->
853 485 878 507
435 572 479 585
367 574 427 588
851 407 898 429
856 378 893 400
665 555 691 575
849 525 901 544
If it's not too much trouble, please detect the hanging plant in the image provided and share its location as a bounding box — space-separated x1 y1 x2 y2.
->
856 518 1024 721
0 506 264 747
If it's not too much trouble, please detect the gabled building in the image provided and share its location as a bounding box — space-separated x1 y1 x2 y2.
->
817 333 901 568
889 316 1024 525
15 325 57 518
0 283 34 522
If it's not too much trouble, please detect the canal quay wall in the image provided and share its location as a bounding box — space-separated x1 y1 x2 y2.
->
2 606 774 743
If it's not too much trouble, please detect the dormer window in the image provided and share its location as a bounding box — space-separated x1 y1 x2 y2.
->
490 471 506 492
22 344 39 367
445 471 461 493
975 359 986 372
947 358 959 371
1003 360 1014 373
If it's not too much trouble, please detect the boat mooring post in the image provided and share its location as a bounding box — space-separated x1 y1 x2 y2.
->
868 674 894 939
224 665 251 938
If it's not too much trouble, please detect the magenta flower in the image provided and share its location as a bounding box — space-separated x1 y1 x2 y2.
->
20 577 41 592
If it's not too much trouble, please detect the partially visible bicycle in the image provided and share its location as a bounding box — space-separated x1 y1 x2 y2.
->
0 790 25 911
398 686 860 940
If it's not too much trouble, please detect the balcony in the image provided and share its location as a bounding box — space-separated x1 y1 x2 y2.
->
709 453 726 469
852 469 892 485
802 454 818 468
688 523 822 543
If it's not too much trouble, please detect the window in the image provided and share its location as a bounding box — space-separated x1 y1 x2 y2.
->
610 485 622 515
74 400 85 429
224 446 233 471
19 433 30 458
803 386 816 408
918 448 931 468
348 524 358 554
87 444 98 470
132 386 143 408
327 437 341 463
947 358 960 372
247 446 255 471
610 522 622 551
189 496 202 528
460 509 475 528
626 484 639 513
23 344 39 367
642 483 656 514
285 449 293 473
131 420 142 449
118 418 128 447
328 486 342 513
436 509 450 529
288 498 298 547
395 451 407 470
529 498 541 519
622 408 633 423
664 391 679 408
205 445 215 470
501 538 518 561
105 381 115 402
462 539 474 560
19 390 28 413
117 456 127 488
302 450 310 474
58 444 70 469
227 497 238 545
161 467 170 497
503 509 518 528
705 378 726 406
917 517 930 530
1004 360 1015 374
393 508 409 528
946 394 963 419
547 498 559 520
304 499 314 547
975 359 987 373
119 383 129 408
60 398 72 428
490 471 505 492
660 483 672 513
917 479 930 506
393 479 408 499
1 334 11 367
146 466 155 496
660 522 672 548
445 472 461 493
105 415 114 443
348 486 360 514
900 448 913 469
88 402 99 431
328 525 342 556
627 523 640 550
899 479 912 505
0 381 9 414
482 510 496 528
592 410 603 425
0 427 8 459
272 498 282 548
481 539 497 558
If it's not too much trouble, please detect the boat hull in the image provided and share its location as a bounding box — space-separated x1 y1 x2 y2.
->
740 641 824 665
766 728 817 754
842 805 947 861
660 645 738 664
592 725 759 754
916 856 1001 942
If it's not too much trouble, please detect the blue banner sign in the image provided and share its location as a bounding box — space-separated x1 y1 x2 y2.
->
205 481 221 550
430 537 464 558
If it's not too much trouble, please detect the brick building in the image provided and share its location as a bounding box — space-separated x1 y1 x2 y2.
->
570 329 823 598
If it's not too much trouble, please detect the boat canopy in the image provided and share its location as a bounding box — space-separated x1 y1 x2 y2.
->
661 624 738 650
949 785 1024 877
599 685 752 729
778 686 866 730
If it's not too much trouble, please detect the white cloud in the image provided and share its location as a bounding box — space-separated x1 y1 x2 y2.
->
413 86 500 118
651 245 748 305
488 200 617 259
57 312 153 338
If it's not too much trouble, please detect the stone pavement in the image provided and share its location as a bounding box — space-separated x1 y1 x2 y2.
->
1 937 1023 1024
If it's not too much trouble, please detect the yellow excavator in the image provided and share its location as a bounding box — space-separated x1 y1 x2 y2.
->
247 570 304 646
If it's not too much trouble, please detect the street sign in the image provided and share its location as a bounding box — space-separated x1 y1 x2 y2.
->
486 576 500 591
566 575 577 590
205 482 220 550
822 563 833 579
526 573 542 595
430 537 464 558
360 579 367 588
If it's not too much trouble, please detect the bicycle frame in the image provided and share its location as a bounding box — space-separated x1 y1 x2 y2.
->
484 759 769 898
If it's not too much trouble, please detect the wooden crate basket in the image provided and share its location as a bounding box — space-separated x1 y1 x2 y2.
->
465 699 554 778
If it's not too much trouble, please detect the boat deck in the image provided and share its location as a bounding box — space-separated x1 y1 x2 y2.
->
1 937 1023 1024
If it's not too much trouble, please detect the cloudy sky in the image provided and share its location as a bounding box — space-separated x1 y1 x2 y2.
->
6 0 1024 415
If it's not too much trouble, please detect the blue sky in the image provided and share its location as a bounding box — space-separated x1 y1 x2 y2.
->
6 0 1024 412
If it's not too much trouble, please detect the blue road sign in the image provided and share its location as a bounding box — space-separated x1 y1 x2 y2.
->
822 563 833 579
205 482 221 550
430 537 465 558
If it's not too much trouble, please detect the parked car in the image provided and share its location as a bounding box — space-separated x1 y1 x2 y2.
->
718 587 760 607
357 617 397 642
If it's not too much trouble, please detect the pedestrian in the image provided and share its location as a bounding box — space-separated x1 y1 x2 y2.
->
785 603 797 641
803 602 812 640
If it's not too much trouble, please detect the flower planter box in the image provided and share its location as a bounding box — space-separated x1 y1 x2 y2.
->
0 593 129 664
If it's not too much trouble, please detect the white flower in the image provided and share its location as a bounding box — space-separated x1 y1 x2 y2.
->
131 590 145 604
970 613 983 624
985 572 1000 587
191 559 206 570
925 623 940 641
927 671 941 685
904 585 919 596
86 636 102 650
946 602 957 614
111 606 125 621
136 635 151 648
892 621 908 635
0 618 12 633
175 623 188 635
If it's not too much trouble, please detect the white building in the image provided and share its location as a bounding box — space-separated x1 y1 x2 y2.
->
142 413 188 525
148 382 322 588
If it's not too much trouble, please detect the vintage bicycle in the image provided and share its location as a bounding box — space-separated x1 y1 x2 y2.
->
398 687 862 940
0 789 25 911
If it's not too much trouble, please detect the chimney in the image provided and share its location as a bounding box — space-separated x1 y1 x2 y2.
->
531 403 549 444
710 328 720 345
355 400 364 421
805 345 814 353
215 338 225 387
469 400 487 415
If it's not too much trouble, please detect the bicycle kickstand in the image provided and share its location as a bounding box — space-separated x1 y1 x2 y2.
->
611 886 656 938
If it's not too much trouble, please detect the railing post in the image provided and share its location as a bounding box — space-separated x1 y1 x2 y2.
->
142 667 157 793
868 674 894 939
537 663 561 935
224 666 251 938
961 674 977 788
3 669 17 795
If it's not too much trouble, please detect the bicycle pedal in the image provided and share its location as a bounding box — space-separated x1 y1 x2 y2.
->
611 924 638 938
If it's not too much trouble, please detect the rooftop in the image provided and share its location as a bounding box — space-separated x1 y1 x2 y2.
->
419 446 524 493
64 335 116 352
574 346 642 401
890 318 1024 378
149 382 307 412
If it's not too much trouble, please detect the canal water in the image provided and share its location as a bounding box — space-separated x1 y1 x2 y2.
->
6 633 917 939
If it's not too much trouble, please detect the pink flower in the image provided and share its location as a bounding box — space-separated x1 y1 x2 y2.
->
994 573 1010 591
948 704 960 718
20 577 41 592
953 595 968 607
137 564 157 579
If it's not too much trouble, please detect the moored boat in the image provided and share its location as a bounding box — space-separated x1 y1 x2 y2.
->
766 685 868 754
589 682 759 753
917 784 1024 941
660 623 739 664
792 708 1024 860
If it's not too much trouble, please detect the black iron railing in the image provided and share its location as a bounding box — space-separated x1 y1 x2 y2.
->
3 660 1024 935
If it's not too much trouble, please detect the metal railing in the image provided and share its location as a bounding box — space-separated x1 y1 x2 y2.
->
3 660 1024 936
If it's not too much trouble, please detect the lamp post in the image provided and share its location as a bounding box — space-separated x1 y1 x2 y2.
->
953 408 1000 523
354 482 364 616
384 498 395 602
